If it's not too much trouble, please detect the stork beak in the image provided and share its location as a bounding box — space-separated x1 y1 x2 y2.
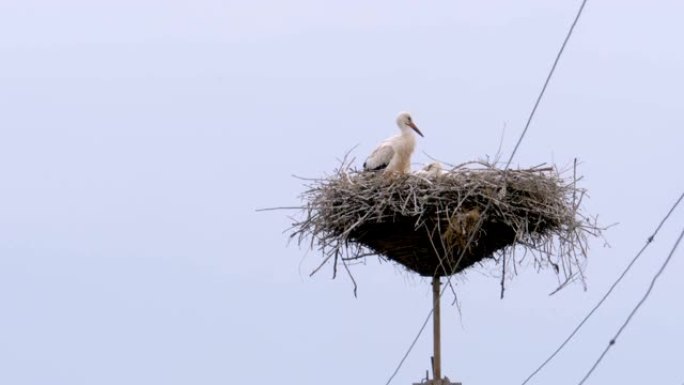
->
408 122 424 137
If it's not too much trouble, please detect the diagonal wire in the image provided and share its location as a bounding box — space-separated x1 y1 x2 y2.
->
504 0 589 170
383 1 590 383
520 191 684 384
577 225 684 384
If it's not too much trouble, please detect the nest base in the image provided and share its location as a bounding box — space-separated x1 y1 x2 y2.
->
351 214 517 277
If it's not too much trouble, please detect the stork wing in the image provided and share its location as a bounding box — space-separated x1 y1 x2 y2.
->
363 144 394 171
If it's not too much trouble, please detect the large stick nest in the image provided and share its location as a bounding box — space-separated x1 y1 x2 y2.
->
291 160 601 291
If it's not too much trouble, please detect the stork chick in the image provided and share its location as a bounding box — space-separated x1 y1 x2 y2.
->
363 112 424 174
416 162 444 178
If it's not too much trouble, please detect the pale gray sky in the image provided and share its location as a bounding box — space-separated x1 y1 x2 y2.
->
1 1 683 384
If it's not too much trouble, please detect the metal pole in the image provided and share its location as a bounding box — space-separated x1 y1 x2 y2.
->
432 276 441 384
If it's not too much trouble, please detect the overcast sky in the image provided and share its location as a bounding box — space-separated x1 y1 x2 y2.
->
1 1 683 384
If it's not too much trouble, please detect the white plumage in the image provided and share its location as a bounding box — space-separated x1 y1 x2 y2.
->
416 161 444 177
363 112 424 174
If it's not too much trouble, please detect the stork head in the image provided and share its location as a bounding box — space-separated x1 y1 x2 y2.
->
396 112 424 137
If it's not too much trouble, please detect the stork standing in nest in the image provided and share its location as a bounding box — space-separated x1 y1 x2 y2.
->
363 112 424 174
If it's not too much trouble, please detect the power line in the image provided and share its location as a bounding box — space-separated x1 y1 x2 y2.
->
520 191 684 384
383 305 435 384
504 0 589 170
577 225 684 385
383 1 590 383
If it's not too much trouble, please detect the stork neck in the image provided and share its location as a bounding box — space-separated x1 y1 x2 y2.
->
399 125 416 137
397 128 417 149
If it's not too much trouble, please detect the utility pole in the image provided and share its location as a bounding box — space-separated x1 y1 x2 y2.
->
413 277 461 385
432 276 442 383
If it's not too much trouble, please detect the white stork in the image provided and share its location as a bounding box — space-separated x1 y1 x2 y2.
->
363 112 424 174
416 161 444 177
